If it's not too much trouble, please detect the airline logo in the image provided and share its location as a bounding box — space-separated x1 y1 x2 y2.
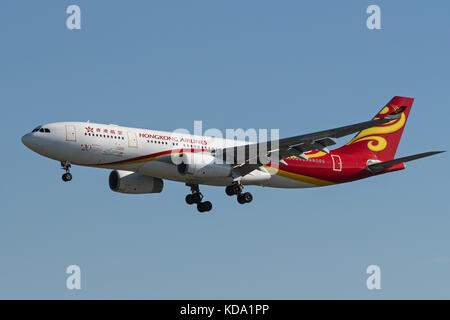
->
139 132 208 145
346 104 406 152
85 126 123 135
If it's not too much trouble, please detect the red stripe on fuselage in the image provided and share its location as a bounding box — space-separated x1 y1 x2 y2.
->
96 148 208 166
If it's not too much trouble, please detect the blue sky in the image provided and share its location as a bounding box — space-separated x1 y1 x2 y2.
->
1 1 449 299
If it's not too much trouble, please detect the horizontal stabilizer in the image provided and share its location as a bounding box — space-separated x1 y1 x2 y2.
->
367 151 445 173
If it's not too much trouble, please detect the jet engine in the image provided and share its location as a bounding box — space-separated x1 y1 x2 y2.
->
177 153 232 178
109 170 164 194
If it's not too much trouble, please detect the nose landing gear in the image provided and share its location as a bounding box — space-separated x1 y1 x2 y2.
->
226 183 253 204
61 161 72 182
62 172 72 182
186 184 213 213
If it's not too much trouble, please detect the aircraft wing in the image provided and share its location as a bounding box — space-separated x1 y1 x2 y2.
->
214 113 403 166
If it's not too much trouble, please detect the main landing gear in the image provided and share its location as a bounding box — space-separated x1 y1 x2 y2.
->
225 183 253 204
185 184 212 213
185 182 252 212
61 161 72 182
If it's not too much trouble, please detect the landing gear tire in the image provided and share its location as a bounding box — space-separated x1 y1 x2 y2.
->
191 192 202 204
185 194 195 205
62 172 72 182
243 192 253 203
237 192 252 204
186 193 202 205
226 184 242 196
186 184 211 212
225 185 235 196
197 201 212 213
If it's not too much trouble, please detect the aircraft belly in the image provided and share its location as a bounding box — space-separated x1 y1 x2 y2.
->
136 160 234 186
138 161 179 179
96 155 316 189
124 160 315 188
265 173 315 188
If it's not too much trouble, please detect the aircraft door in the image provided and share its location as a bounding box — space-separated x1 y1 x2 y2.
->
127 131 138 148
65 125 77 142
331 154 342 171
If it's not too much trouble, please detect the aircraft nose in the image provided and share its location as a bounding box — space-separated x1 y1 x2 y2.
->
21 133 32 148
22 131 50 156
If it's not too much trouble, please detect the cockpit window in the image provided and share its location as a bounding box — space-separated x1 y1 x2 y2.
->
32 126 51 133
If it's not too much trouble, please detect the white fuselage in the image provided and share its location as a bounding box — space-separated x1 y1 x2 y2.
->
21 122 315 188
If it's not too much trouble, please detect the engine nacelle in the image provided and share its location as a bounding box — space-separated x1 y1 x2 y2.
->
177 153 232 178
109 170 163 194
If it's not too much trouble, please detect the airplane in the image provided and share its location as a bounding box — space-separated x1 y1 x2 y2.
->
21 96 444 213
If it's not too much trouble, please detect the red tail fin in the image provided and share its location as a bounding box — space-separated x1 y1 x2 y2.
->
337 96 414 160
